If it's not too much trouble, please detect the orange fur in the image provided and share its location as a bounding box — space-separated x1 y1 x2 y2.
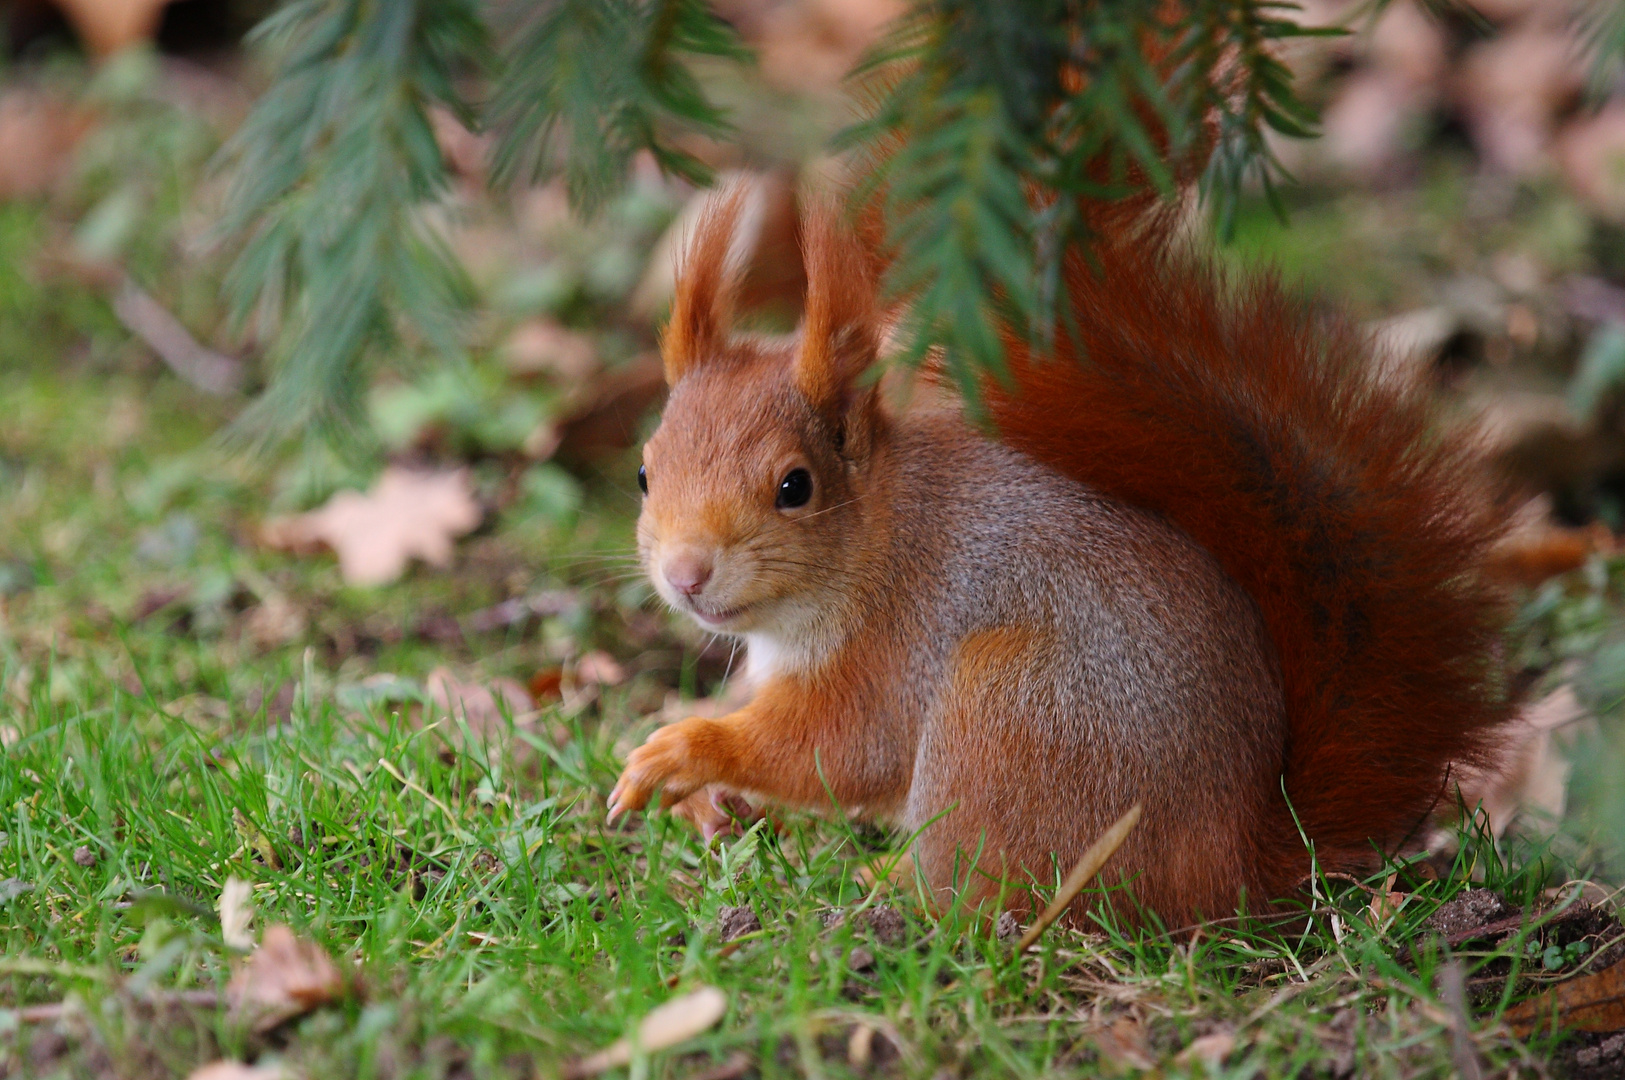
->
613 181 1511 929
976 202 1511 898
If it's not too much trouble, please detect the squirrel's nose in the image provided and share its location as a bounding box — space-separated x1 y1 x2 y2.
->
663 551 714 597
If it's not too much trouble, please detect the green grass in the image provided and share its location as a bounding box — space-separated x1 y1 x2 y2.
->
1 150 1623 1078
0 671 1596 1079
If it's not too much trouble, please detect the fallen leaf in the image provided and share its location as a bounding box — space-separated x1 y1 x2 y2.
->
228 923 346 1033
504 318 598 383
1456 27 1584 174
564 986 728 1078
1452 684 1582 837
1093 1017 1155 1071
1367 0 1447 87
51 0 174 55
1505 959 1625 1036
554 354 669 463
1368 873 1409 926
575 650 626 687
1176 1030 1237 1067
186 1062 284 1080
1438 962 1486 1080
426 667 535 733
1322 70 1428 178
1488 496 1613 585
529 668 565 701
428 105 490 184
218 876 254 952
244 595 307 650
261 467 481 587
0 88 92 199
1557 104 1625 222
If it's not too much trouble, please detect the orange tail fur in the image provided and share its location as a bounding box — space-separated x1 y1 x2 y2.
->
977 203 1510 892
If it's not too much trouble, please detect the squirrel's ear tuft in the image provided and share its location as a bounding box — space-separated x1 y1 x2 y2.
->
795 205 879 414
663 182 757 385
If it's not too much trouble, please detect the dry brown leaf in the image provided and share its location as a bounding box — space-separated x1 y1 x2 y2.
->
428 106 490 184
1488 495 1614 585
1368 1 1447 86
1094 1017 1156 1071
261 467 481 587
1322 71 1428 178
51 0 174 55
218 876 254 952
186 1062 284 1080
1452 684 1581 838
1557 104 1625 222
426 667 535 733
228 923 346 1033
554 354 668 463
710 0 902 93
244 595 307 650
1368 872 1409 927
1176 1030 1237 1067
1456 28 1584 174
575 650 627 687
0 88 93 200
564 986 728 1078
1369 307 1458 388
1505 959 1625 1036
504 319 598 384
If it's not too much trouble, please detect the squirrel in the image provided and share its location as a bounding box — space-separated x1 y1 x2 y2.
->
605 180 1511 929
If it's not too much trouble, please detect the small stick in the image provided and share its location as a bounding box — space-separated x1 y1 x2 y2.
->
1016 804 1142 952
113 279 244 396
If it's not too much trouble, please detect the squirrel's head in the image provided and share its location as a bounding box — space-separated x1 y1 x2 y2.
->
637 185 884 640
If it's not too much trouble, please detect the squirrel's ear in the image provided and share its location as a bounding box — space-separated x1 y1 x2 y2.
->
794 206 879 415
663 182 758 385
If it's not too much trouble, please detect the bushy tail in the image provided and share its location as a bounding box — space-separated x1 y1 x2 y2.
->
980 203 1510 891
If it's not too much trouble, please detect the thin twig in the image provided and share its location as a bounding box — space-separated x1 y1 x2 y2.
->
1016 804 1142 952
0 958 109 982
1438 961 1486 1080
113 278 244 396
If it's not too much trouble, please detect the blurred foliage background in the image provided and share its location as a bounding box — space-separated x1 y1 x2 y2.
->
3 0 1625 917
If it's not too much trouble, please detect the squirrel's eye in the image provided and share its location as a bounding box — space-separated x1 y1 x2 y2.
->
637 465 648 495
776 468 813 510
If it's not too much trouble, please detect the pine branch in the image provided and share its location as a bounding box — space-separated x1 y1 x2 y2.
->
213 0 486 448
847 0 1326 385
487 0 748 216
216 0 1331 443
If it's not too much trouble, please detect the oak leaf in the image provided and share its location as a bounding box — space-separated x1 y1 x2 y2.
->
564 986 728 1078
261 468 481 587
1505 959 1625 1036
227 923 347 1033
51 0 173 55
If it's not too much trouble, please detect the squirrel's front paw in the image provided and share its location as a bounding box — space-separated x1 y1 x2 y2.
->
670 786 761 843
606 718 719 822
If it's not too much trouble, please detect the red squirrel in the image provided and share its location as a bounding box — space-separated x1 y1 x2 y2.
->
605 182 1510 928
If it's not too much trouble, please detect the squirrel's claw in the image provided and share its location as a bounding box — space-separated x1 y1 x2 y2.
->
671 786 756 843
606 718 716 824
